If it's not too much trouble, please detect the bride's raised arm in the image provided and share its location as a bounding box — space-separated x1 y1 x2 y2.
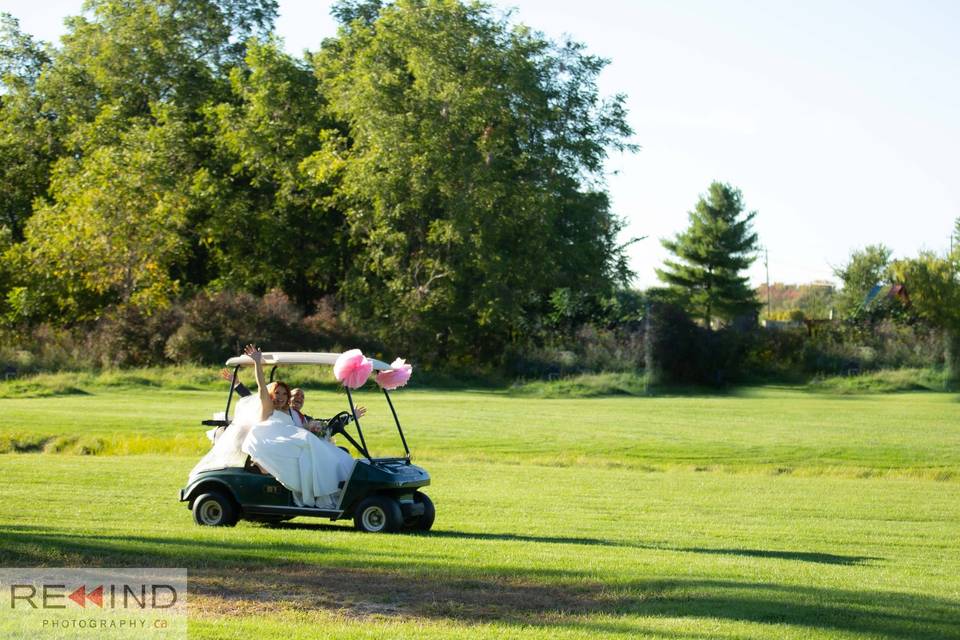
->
244 344 274 423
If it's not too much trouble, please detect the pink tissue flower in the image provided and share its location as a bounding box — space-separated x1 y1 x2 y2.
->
333 349 373 389
376 358 413 390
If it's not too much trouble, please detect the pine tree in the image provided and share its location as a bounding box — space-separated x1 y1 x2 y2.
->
656 182 760 329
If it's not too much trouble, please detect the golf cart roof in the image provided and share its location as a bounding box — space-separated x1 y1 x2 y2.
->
225 351 393 371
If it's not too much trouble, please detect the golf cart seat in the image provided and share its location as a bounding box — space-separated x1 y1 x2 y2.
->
244 454 344 489
244 455 270 475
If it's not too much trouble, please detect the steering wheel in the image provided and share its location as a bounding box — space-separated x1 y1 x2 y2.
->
326 411 353 435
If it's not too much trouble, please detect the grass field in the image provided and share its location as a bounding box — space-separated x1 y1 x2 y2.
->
1 383 958 638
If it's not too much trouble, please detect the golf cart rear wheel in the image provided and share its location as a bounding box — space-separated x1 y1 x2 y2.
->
409 491 435 531
192 492 237 527
354 496 402 533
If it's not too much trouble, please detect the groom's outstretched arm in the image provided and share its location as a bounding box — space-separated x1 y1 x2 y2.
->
219 368 252 398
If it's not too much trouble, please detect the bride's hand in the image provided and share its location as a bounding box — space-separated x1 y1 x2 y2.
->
243 344 262 363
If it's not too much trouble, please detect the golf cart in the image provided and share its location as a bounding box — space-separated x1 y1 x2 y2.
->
179 352 433 533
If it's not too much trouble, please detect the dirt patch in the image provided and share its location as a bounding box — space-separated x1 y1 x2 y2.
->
188 565 610 622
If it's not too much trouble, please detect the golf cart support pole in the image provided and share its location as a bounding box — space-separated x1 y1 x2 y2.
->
331 426 367 459
224 365 240 422
345 387 372 460
382 388 410 458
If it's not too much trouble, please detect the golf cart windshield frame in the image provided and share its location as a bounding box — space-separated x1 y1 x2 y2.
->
221 358 410 462
344 386 410 460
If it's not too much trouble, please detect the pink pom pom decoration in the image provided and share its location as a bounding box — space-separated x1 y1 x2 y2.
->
376 358 413 390
333 349 373 389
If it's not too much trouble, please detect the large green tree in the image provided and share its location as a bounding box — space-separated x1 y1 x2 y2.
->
1 0 638 370
9 114 195 320
954 216 960 257
4 0 279 321
0 14 57 241
890 250 960 384
200 39 346 308
37 0 277 130
314 0 635 360
833 244 892 318
656 182 760 328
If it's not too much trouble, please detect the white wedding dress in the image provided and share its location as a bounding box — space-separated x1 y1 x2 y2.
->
189 395 355 509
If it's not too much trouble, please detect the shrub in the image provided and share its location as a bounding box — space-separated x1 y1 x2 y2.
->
808 368 948 393
503 323 644 379
0 324 95 373
510 372 648 398
0 289 381 370
165 289 328 364
801 320 944 375
644 303 711 384
87 305 183 367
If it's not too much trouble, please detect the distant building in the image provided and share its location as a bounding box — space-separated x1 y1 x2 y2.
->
862 283 910 309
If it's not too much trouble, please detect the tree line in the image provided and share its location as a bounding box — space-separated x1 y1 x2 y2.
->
2 0 957 384
0 0 635 368
650 186 960 383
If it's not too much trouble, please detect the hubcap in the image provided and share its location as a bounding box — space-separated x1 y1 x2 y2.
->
200 500 223 525
362 505 386 531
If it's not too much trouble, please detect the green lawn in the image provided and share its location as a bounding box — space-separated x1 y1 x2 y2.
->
1 386 958 638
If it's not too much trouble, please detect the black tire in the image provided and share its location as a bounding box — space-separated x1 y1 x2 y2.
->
353 496 402 533
410 491 435 531
192 492 238 527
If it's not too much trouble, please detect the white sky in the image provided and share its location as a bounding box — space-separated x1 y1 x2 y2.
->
4 0 958 288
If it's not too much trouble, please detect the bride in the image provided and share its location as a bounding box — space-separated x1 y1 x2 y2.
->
190 344 356 509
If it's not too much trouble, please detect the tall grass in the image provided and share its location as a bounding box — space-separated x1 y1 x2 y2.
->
1 365 953 402
807 368 949 394
0 365 349 399
509 372 649 398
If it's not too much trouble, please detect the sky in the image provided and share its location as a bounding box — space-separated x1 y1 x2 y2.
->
3 0 959 288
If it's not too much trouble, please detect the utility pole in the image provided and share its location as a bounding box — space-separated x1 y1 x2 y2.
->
951 224 956 280
764 247 771 318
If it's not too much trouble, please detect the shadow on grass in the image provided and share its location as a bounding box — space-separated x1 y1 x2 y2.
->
264 522 883 566
0 525 949 638
0 522 881 567
266 523 880 566
422 530 880 565
676 546 879 566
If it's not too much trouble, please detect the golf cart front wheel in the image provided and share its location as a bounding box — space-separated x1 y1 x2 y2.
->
192 492 238 527
354 496 402 533
409 491 435 531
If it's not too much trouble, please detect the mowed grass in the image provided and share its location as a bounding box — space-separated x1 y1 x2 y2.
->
1 385 958 478
1 386 959 638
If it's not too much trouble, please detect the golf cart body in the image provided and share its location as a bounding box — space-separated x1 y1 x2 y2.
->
179 352 433 532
